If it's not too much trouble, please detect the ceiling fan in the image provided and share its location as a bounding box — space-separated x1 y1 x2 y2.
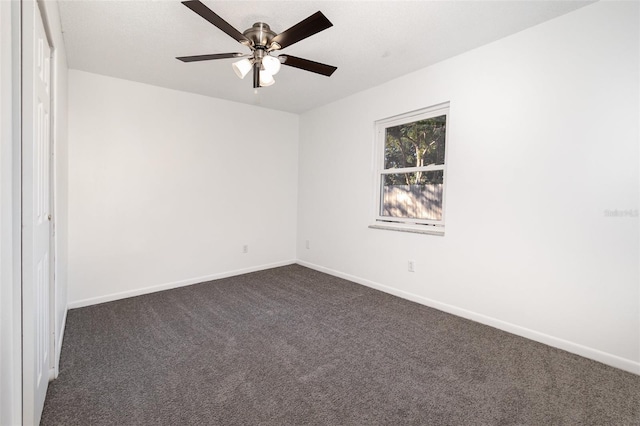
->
176 0 338 88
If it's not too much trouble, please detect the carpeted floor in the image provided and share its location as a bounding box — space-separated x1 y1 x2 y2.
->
42 265 639 425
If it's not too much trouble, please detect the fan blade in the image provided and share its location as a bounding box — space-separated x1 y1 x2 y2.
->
176 53 245 62
270 11 332 50
182 1 251 46
279 55 337 77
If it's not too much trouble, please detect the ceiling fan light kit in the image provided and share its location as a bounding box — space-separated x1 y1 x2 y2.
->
177 0 337 89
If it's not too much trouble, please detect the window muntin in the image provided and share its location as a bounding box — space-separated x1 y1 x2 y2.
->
374 104 449 231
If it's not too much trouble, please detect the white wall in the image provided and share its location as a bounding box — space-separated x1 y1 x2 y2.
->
67 70 299 306
297 1 639 374
40 0 69 378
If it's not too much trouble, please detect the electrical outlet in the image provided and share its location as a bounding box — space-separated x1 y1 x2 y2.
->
305 240 310 249
408 260 415 272
242 245 248 254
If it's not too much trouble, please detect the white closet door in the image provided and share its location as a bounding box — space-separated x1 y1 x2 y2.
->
22 1 53 424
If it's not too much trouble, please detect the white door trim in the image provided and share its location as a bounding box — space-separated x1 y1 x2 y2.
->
0 0 23 424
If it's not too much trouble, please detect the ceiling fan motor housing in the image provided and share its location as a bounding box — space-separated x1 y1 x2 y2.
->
243 22 277 50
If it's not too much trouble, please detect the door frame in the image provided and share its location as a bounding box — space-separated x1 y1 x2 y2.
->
0 0 23 424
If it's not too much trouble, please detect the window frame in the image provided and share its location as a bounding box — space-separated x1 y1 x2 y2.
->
372 103 450 234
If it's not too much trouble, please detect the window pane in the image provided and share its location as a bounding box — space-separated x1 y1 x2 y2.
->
380 171 443 220
384 115 446 169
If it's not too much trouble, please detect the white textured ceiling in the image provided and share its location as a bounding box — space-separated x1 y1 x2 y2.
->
58 0 593 113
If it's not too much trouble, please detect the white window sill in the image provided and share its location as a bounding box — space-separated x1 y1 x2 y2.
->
369 223 445 236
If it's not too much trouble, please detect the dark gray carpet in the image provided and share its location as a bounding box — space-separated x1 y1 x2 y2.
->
42 265 639 425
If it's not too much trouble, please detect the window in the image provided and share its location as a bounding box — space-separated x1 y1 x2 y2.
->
371 103 449 235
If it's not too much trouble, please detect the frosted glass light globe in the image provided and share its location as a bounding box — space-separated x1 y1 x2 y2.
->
232 58 253 79
262 55 281 75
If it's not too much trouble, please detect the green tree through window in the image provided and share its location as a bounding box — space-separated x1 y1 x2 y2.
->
384 116 446 182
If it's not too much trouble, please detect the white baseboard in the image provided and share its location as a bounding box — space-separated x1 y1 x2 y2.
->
296 260 640 376
54 306 67 379
65 259 639 375
68 260 297 309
